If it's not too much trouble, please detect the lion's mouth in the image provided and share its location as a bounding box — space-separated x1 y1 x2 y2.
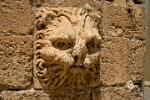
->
70 65 84 69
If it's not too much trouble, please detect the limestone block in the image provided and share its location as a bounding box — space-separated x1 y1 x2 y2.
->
0 0 32 35
127 38 145 82
100 36 129 85
0 89 92 100
126 4 145 32
0 35 33 89
101 3 145 37
0 90 51 100
34 7 101 90
100 36 144 85
101 3 128 36
101 86 143 100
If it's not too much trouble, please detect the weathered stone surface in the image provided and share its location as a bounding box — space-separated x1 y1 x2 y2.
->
101 3 128 37
101 36 129 85
34 7 101 90
0 89 92 100
0 89 51 100
73 89 91 100
0 0 32 35
47 90 73 100
100 36 144 85
92 87 101 100
101 3 145 37
126 4 145 32
125 31 144 40
101 86 143 100
127 38 145 82
33 0 101 7
0 35 33 89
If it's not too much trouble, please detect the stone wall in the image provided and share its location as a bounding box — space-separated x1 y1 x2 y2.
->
0 0 145 100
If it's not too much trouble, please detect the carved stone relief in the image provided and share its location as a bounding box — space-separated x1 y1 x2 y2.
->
34 7 101 90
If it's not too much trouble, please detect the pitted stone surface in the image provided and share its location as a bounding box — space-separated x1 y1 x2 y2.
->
101 86 143 100
100 36 144 85
0 90 51 100
0 0 32 35
0 35 33 89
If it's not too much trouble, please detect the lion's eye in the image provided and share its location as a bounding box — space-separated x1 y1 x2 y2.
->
52 40 73 50
86 38 100 54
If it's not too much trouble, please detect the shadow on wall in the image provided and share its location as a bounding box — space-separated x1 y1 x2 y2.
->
144 0 150 82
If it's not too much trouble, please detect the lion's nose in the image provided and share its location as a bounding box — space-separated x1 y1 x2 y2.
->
72 40 87 66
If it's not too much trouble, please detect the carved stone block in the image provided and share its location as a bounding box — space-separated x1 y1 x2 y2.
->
34 7 101 90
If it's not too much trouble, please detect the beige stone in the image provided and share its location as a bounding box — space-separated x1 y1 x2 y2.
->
0 35 33 89
100 36 129 85
101 3 145 37
101 3 128 36
34 7 101 90
0 89 92 100
101 86 143 100
126 4 145 32
125 31 144 40
128 38 145 82
0 0 32 35
0 89 51 100
100 36 144 85
33 0 98 7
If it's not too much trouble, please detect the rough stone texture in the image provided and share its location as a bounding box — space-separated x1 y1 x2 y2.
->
0 0 32 35
0 89 92 100
126 4 145 32
0 90 51 100
100 1 145 86
101 36 144 85
0 35 33 89
101 36 129 85
45 89 73 100
101 86 143 100
34 7 101 90
73 89 91 100
92 87 101 100
0 0 145 99
32 0 102 7
128 38 144 82
101 2 145 38
101 3 128 37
